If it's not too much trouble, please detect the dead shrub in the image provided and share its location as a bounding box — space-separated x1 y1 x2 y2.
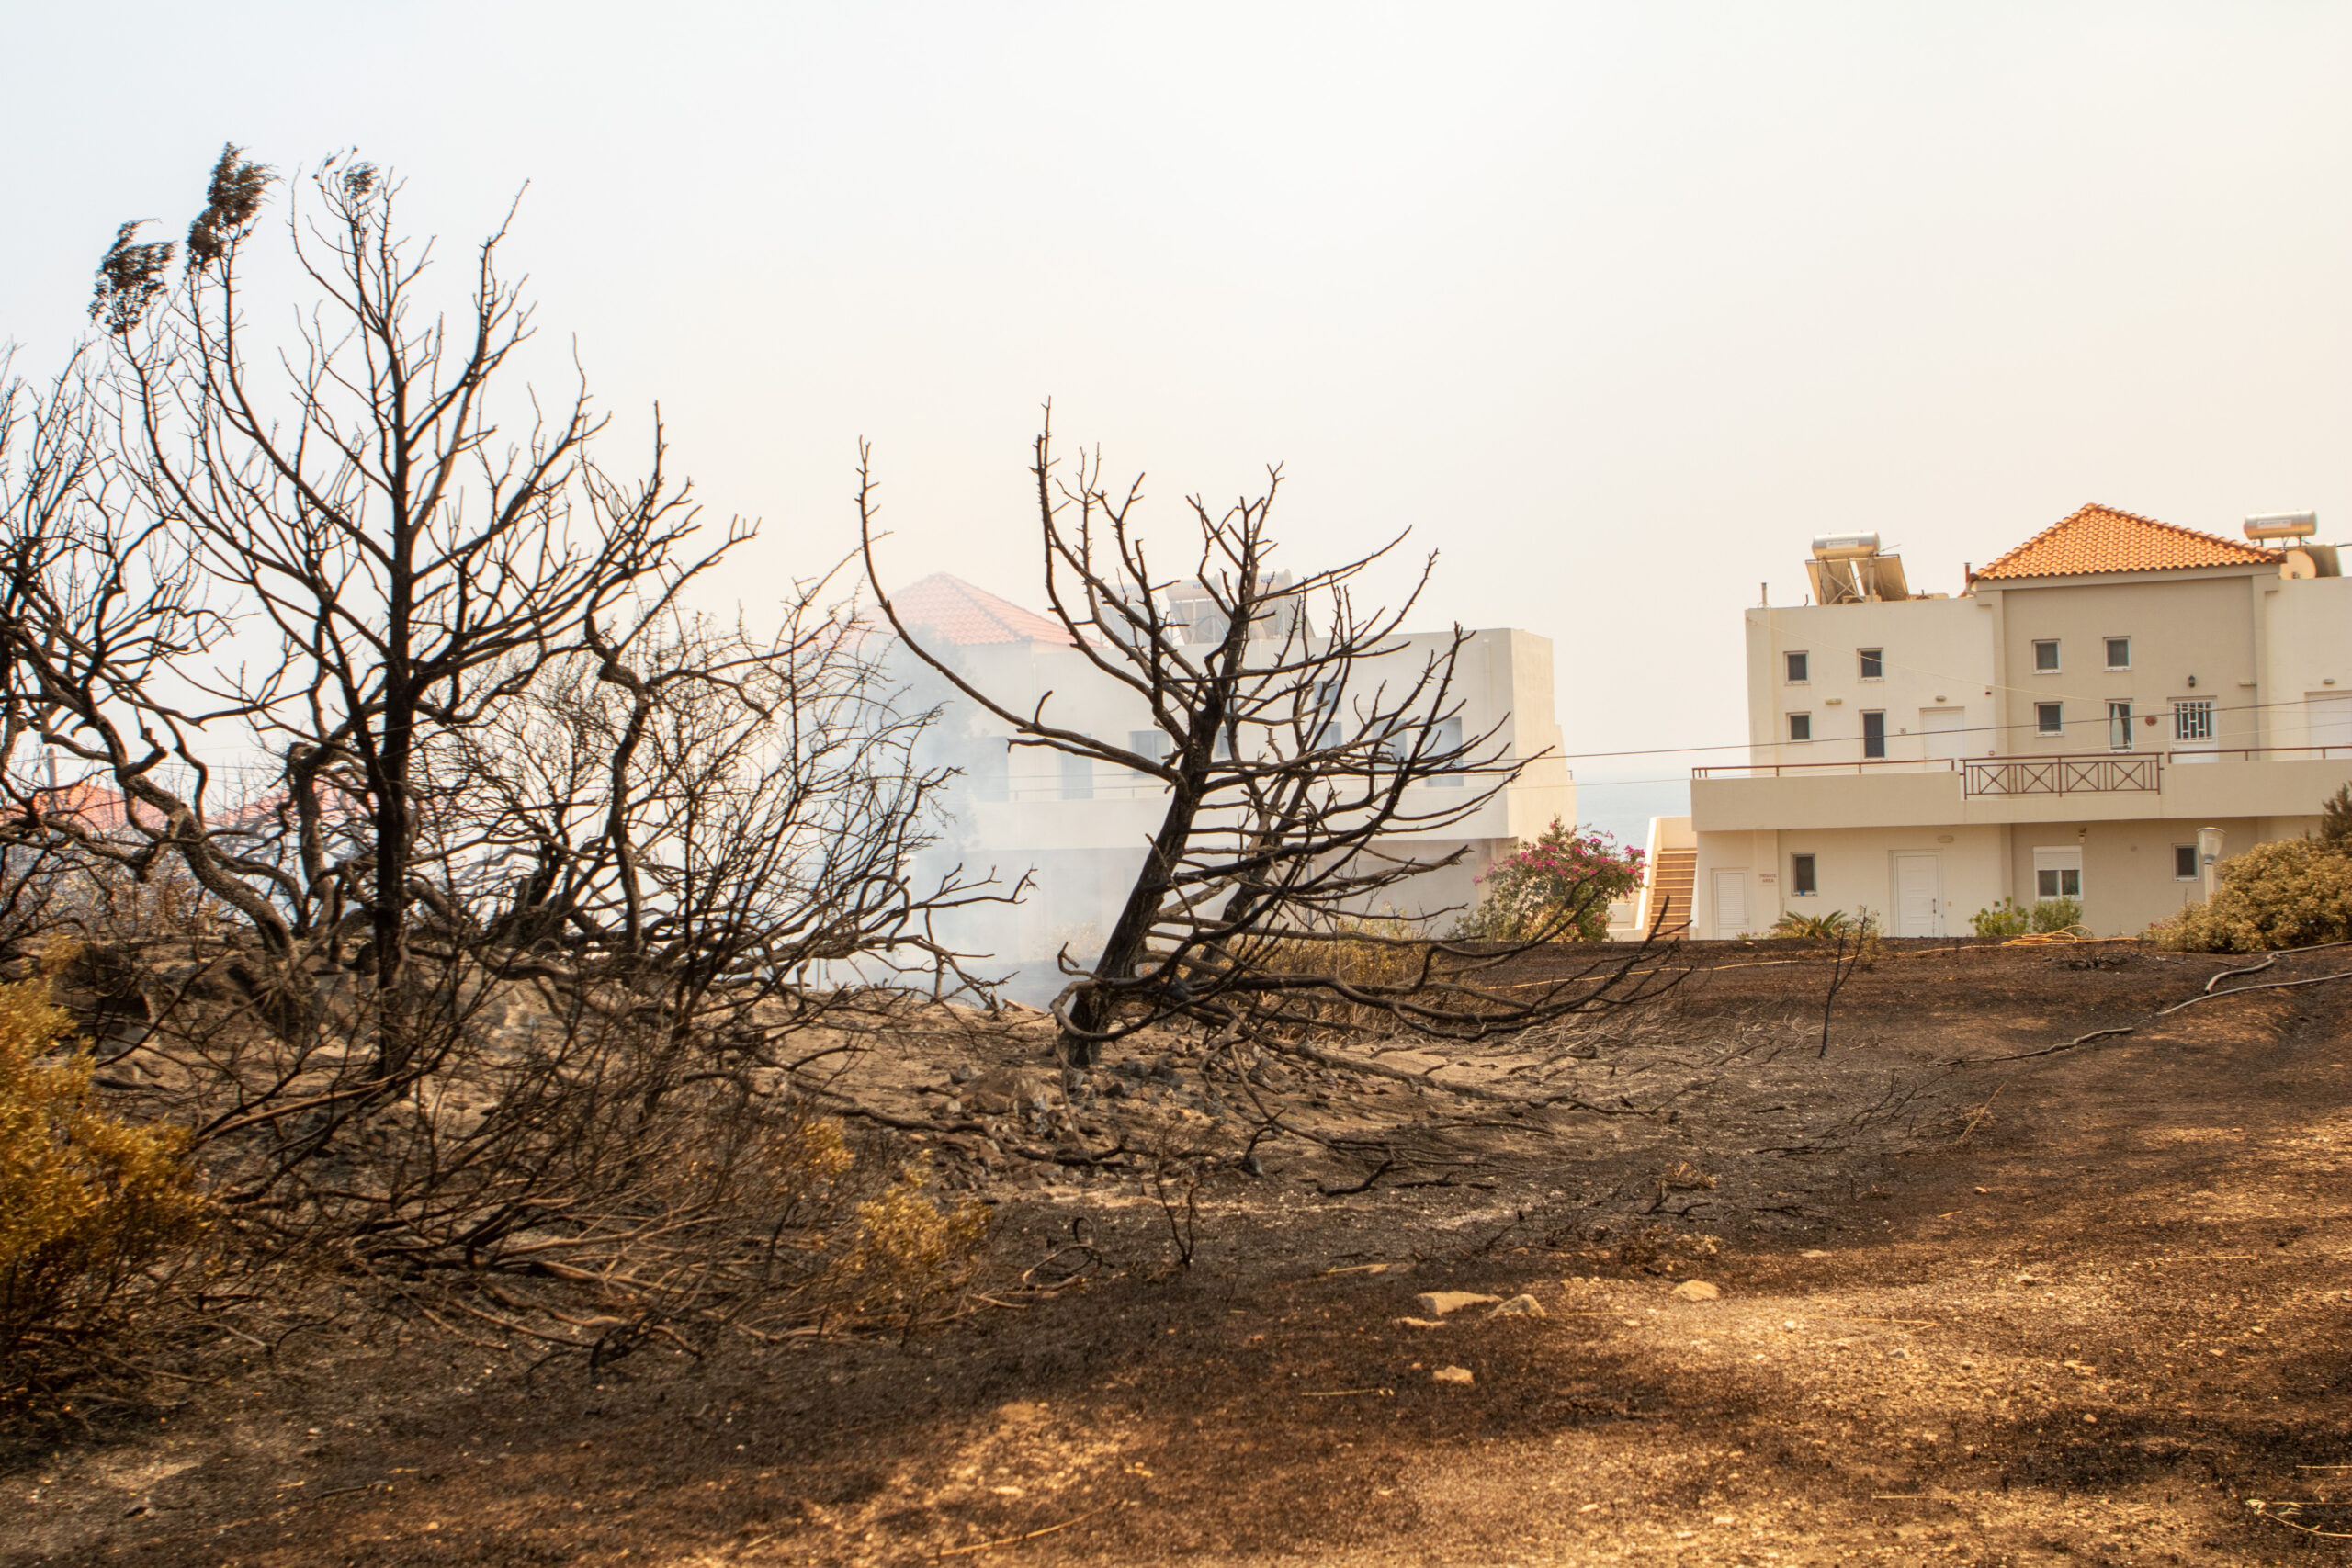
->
2148 837 2352 952
824 1156 989 1330
1227 916 1430 1034
0 980 206 1383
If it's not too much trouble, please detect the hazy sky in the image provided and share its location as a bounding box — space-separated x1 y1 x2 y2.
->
6 2 2348 786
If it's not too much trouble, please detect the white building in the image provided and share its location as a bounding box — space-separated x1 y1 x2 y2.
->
883 574 1575 964
1686 504 2352 938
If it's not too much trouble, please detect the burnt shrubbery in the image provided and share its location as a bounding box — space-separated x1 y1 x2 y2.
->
0 151 1001 1407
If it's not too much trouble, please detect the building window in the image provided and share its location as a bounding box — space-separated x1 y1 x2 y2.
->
2105 637 2132 671
1791 853 1818 897
2108 701 2133 750
1861 710 1886 759
1785 650 1809 683
1130 728 1170 763
1859 648 1883 680
1060 753 1094 800
1428 716 1464 784
2036 702 2064 737
2034 846 2085 902
2036 866 2084 898
2173 699 2214 743
2034 639 2060 673
1788 712 1812 742
2174 844 2199 880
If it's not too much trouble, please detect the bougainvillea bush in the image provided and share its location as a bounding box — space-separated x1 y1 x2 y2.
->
1455 818 1645 942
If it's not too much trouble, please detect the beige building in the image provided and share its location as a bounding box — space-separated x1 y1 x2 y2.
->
883 575 1575 965
1687 504 2352 938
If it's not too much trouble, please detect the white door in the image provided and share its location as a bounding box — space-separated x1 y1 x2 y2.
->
1894 852 1941 936
1712 870 1748 938
1920 706 1964 761
2309 694 2352 757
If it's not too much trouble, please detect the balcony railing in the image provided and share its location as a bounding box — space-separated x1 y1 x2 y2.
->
1691 757 1960 780
1690 751 2160 795
2167 745 2352 764
1962 753 2161 797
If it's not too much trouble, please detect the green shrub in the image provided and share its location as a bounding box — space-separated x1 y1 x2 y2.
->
2149 836 2352 952
2031 897 2084 933
1969 899 2030 938
1770 908 1854 940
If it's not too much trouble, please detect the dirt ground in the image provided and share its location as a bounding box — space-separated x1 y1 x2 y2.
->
11 938 2352 1565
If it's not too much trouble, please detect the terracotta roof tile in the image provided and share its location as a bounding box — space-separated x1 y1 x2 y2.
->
885 573 1072 647
1973 502 2279 582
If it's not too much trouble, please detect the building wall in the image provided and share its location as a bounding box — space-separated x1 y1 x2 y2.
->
1696 824 2007 939
1696 812 2327 939
1978 570 2264 757
1744 596 1995 766
910 621 1576 955
2260 575 2352 750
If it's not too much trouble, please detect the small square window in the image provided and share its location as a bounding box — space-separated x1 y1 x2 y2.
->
2034 639 2060 673
2174 844 2199 880
1788 712 1812 742
2036 867 2083 898
1791 852 1818 897
1859 648 1883 680
2105 637 2132 671
2036 702 2064 736
1785 650 1809 683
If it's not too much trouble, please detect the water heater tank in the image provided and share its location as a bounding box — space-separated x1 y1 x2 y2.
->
1810 532 1880 561
2244 510 2318 541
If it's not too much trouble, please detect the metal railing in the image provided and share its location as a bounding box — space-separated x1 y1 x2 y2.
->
1962 753 2161 797
1696 744 2352 795
1690 757 1960 780
2166 744 2352 764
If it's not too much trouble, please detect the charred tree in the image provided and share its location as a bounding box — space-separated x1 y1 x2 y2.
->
864 413 1679 1066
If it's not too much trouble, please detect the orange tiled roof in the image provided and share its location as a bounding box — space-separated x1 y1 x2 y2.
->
1973 502 2280 582
886 573 1072 647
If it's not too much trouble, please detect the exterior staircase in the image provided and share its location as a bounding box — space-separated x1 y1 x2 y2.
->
1640 848 1697 937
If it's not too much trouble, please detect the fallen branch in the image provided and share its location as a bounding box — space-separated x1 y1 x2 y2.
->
1947 964 2352 1065
2158 970 2352 1015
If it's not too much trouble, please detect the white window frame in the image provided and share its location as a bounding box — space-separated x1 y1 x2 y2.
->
1784 650 1809 684
2032 846 2084 901
2173 699 2214 744
1787 712 1812 743
1858 648 1883 681
1790 852 1818 897
2104 636 2132 671
2036 701 2064 737
2108 700 2134 751
2033 639 2061 673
